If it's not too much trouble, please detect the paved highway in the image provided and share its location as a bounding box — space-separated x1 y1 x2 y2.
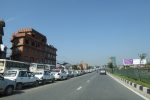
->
0 72 144 100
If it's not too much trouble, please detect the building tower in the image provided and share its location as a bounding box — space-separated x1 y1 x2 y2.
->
109 57 117 67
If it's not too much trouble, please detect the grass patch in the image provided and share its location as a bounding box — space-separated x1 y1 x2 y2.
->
112 73 150 88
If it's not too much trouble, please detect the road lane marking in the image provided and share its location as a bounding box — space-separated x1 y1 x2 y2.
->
76 86 82 91
108 73 149 100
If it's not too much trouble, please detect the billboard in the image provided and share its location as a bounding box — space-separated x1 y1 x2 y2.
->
123 59 133 65
133 59 147 65
123 59 147 65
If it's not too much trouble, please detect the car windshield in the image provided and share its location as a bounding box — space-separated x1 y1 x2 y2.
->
4 71 17 77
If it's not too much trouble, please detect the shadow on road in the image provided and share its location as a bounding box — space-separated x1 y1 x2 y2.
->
0 90 25 98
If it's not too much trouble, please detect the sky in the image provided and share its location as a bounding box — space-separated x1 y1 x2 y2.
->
0 0 150 65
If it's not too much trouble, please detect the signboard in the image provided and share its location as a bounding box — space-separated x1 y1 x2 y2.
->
133 59 147 65
123 59 147 65
123 59 133 65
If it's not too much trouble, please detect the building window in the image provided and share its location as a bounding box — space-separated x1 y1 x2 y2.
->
35 42 40 48
31 41 35 46
42 39 45 42
32 34 35 38
25 39 29 44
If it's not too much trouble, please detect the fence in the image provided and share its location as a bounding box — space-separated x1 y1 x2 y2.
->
109 67 150 84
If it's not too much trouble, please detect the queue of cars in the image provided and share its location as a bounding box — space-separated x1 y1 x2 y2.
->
0 68 95 96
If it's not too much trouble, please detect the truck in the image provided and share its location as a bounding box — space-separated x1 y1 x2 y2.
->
30 63 55 84
0 59 30 74
29 63 55 72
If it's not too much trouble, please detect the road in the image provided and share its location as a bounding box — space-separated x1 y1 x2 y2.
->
0 72 144 100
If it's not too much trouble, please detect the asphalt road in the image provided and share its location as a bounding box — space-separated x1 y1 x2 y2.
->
0 72 144 100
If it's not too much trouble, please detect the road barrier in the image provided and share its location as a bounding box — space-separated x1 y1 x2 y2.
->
109 67 150 85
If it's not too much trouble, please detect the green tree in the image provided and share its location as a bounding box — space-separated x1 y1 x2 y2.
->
108 62 114 73
138 53 147 67
72 65 78 70
138 53 147 81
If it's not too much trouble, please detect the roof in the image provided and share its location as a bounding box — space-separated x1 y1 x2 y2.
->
18 28 46 39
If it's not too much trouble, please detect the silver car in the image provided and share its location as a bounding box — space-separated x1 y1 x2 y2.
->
0 75 16 95
99 69 106 75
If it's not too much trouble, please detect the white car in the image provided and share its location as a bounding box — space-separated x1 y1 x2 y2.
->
4 69 39 90
100 69 106 75
34 70 55 84
51 69 68 80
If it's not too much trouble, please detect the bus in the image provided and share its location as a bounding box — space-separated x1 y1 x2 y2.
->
29 63 55 72
0 59 30 74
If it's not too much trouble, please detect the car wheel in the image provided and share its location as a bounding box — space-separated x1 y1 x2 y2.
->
61 76 63 81
16 83 22 90
5 86 13 95
34 81 39 87
42 80 46 85
52 78 55 83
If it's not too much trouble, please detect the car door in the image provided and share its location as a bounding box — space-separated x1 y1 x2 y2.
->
44 71 48 80
18 71 28 84
27 72 35 83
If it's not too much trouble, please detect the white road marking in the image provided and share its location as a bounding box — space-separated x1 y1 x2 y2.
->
108 74 149 100
76 86 82 91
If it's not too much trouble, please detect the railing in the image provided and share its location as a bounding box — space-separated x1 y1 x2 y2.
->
108 67 150 84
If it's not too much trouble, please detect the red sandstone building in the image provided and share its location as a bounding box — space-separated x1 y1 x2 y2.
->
11 28 57 65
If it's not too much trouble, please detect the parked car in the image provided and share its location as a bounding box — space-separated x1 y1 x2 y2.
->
34 70 55 84
73 70 78 77
4 69 39 90
65 70 74 78
99 69 106 75
51 69 68 80
0 75 16 95
68 70 75 78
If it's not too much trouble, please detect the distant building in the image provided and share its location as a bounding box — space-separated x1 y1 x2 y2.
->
78 61 88 70
11 28 57 65
109 57 117 67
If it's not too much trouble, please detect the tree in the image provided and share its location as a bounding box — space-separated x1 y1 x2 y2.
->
108 62 114 73
72 65 78 70
138 53 147 67
137 53 147 81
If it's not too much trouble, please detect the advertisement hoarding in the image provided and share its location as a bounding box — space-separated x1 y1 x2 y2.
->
133 59 147 65
123 59 147 65
123 59 133 65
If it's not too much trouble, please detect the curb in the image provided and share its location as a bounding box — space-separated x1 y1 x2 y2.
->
119 77 150 95
107 73 150 100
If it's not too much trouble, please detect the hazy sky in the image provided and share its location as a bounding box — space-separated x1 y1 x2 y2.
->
0 0 150 65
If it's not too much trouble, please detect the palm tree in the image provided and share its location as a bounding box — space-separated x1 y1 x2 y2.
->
138 53 147 67
137 53 147 81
